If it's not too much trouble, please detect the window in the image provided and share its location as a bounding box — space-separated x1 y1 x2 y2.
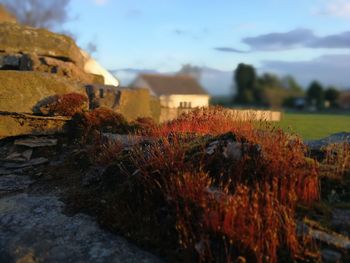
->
99 89 104 98
179 101 192 108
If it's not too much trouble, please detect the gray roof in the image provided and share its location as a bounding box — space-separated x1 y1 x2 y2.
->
139 74 208 96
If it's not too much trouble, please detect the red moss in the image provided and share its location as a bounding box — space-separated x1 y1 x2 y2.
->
41 92 88 116
69 107 129 142
124 107 319 262
77 108 319 261
147 107 253 137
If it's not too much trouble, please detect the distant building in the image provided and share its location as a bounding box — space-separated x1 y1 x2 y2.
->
80 50 120 87
131 74 210 108
339 90 350 110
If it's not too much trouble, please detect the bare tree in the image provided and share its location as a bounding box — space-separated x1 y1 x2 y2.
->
0 0 71 30
177 64 202 80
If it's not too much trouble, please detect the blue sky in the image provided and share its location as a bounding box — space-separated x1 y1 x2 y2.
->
65 0 350 93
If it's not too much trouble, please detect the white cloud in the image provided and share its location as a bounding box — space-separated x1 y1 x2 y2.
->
316 0 350 19
93 0 108 6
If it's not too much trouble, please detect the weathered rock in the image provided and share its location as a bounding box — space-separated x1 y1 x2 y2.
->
0 22 84 66
0 168 24 176
0 112 70 139
0 174 33 194
305 132 350 151
14 137 58 148
82 166 106 186
87 85 159 121
5 149 33 162
0 5 16 23
0 52 104 84
321 249 342 263
1 157 48 169
0 71 86 114
298 221 350 250
331 209 350 235
0 193 162 262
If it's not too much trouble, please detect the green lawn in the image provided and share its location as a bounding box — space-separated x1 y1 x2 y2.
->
277 113 350 140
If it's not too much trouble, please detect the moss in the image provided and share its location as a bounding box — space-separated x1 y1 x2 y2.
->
0 23 84 66
0 71 85 113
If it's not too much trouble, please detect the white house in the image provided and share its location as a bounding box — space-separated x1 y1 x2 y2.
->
80 50 120 87
132 74 210 108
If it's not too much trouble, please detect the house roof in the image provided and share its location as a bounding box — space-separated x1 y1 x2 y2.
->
139 74 208 96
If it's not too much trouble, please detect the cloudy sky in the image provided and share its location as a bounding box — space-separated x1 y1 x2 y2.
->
66 0 350 93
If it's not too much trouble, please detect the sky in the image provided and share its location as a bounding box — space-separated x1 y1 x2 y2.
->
65 0 350 94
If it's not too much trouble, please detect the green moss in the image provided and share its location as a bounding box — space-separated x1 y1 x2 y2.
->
0 23 84 65
0 71 85 113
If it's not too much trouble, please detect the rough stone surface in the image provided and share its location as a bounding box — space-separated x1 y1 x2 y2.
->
331 209 350 235
1 157 48 169
0 174 32 194
15 137 58 148
321 249 342 263
0 71 86 114
0 22 84 66
305 132 350 151
0 193 161 263
0 112 70 139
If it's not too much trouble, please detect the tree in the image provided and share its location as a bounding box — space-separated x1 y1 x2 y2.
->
177 64 202 80
234 63 257 104
0 0 71 30
282 75 303 93
324 86 340 108
307 81 324 110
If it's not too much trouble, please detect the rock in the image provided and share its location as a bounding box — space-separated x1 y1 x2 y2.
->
298 220 350 250
1 157 48 169
305 132 350 151
206 141 219 155
0 112 70 139
331 209 350 234
0 168 24 176
5 149 33 162
223 141 243 160
15 137 58 148
0 5 16 23
0 174 33 194
0 22 85 66
82 166 106 186
321 249 342 263
0 23 105 84
0 193 162 262
0 52 104 84
0 71 86 114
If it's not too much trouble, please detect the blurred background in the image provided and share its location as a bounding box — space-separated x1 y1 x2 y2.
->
1 0 350 114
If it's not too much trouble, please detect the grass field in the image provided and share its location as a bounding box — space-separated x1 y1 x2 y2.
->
277 113 350 140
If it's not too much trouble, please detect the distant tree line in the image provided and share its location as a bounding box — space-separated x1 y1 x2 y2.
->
233 63 340 110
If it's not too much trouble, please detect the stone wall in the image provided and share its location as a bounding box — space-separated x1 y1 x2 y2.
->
86 85 161 122
0 71 86 114
0 112 70 139
160 108 282 123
